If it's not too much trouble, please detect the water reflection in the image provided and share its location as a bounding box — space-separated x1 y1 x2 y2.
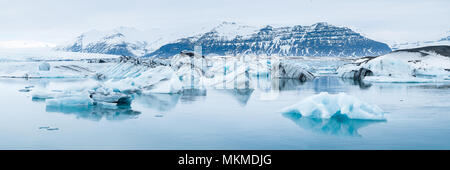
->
218 89 254 106
282 111 386 137
275 78 304 91
180 89 207 103
36 76 380 121
46 104 141 121
136 93 181 112
312 76 346 93
342 79 372 89
410 84 450 89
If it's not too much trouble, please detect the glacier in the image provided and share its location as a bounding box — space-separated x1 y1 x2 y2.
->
281 92 385 120
337 46 450 83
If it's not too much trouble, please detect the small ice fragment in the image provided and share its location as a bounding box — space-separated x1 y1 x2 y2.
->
155 114 164 117
19 89 31 92
39 126 50 129
47 128 59 131
39 62 51 71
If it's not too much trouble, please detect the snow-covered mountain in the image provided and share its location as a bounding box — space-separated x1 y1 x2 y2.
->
391 31 450 50
58 22 392 58
56 27 150 57
146 22 391 58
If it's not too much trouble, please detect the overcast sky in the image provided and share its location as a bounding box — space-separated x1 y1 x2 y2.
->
0 0 449 46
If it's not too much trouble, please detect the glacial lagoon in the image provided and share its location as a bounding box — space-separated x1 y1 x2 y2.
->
1 76 450 149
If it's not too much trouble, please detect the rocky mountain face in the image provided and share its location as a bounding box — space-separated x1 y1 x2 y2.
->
58 22 392 58
145 22 391 58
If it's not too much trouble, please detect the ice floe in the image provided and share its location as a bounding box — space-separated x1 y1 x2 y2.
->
281 92 385 120
271 60 315 81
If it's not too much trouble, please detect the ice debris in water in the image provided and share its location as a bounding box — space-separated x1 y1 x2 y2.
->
89 86 133 105
39 62 51 71
19 89 31 92
281 92 385 120
38 126 59 131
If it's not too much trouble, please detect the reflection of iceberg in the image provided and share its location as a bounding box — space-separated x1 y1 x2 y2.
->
218 89 254 106
312 76 344 93
283 111 386 137
136 93 181 112
180 89 207 102
340 78 372 89
275 78 304 91
46 104 141 121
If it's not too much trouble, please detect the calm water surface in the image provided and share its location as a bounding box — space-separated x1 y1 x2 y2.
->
1 76 449 149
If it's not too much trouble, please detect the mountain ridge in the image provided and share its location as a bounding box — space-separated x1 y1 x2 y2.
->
57 22 392 58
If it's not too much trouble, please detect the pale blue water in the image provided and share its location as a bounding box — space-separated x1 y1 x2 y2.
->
1 77 450 149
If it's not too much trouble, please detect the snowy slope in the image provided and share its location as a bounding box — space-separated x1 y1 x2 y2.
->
391 31 450 50
146 22 391 58
58 22 391 58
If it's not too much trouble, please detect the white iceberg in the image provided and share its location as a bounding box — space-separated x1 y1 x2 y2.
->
101 65 183 94
89 86 133 105
271 60 315 81
337 46 450 82
46 94 94 108
281 92 385 120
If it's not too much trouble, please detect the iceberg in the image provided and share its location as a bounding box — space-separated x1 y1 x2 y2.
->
46 94 94 108
101 64 183 94
281 92 385 120
271 60 315 81
338 46 450 83
89 86 133 105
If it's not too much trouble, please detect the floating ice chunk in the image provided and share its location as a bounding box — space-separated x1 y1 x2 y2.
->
46 95 94 107
90 86 133 105
272 60 315 81
281 92 385 120
39 62 50 71
47 128 59 131
19 89 31 92
32 90 64 100
101 65 182 94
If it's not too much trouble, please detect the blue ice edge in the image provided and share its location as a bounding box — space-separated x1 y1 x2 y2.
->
280 92 387 137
